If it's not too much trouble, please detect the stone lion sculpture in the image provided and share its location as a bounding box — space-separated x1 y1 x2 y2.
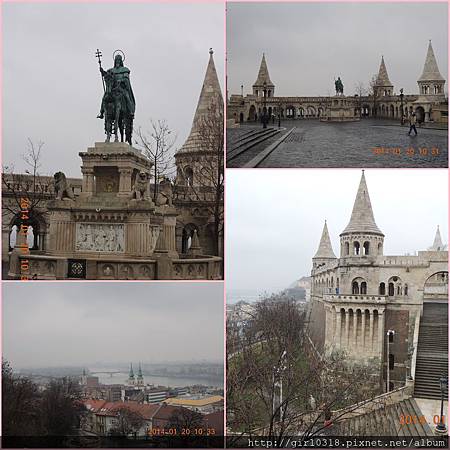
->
155 178 173 206
130 171 149 200
53 172 74 200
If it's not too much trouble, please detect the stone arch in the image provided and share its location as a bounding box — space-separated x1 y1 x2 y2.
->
423 271 448 299
306 106 316 118
352 277 366 295
379 282 386 295
345 242 350 255
415 106 425 123
298 107 305 118
363 241 370 255
388 276 402 296
249 105 256 121
239 112 244 123
390 104 395 117
286 106 296 119
181 223 199 254
353 241 360 256
8 212 46 252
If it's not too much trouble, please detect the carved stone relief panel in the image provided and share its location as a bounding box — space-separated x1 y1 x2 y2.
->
75 223 125 252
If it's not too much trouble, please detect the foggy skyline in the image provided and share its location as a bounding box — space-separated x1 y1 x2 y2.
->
3 2 224 177
3 283 224 369
227 169 448 296
227 2 448 97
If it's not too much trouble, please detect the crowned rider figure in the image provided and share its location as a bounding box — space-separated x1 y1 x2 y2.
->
97 52 136 120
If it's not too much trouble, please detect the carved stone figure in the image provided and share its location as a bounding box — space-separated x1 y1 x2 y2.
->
335 77 344 95
130 171 149 200
53 172 74 200
156 178 173 206
75 223 124 252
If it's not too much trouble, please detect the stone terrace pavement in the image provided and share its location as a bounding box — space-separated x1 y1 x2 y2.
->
229 119 448 168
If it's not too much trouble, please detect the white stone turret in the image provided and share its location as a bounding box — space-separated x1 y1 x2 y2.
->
374 56 394 96
340 171 384 257
175 48 223 187
252 53 275 98
417 41 445 98
313 220 337 269
429 225 446 251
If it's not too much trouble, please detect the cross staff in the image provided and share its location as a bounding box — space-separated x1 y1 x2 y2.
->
95 48 105 93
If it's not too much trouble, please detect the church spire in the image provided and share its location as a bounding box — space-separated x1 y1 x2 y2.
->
341 171 383 236
313 220 336 259
129 363 134 378
375 56 393 86
418 41 444 82
177 48 223 155
254 53 274 87
430 225 445 251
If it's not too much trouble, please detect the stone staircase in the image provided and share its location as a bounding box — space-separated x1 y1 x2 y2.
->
227 127 282 162
413 303 448 400
332 398 434 436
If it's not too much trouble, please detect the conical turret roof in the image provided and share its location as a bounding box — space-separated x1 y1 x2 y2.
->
129 363 134 378
430 225 444 250
341 171 383 236
253 53 274 87
418 41 444 82
137 363 143 378
375 56 393 86
313 221 336 259
177 49 223 155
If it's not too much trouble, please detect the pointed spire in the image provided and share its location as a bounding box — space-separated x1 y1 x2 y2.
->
430 225 445 251
313 220 336 259
418 41 444 82
129 363 134 378
375 56 393 86
254 53 274 87
341 171 383 235
177 48 223 154
138 362 143 377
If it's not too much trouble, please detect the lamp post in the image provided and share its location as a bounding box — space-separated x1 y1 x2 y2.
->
262 81 268 129
435 376 448 433
272 350 287 422
278 101 281 128
399 88 404 125
386 330 395 392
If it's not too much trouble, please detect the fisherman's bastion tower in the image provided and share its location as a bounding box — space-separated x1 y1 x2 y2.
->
308 172 448 397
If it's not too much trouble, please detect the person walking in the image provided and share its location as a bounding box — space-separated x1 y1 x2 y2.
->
408 112 418 136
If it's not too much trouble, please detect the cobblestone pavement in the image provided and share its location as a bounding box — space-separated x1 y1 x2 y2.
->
233 119 448 168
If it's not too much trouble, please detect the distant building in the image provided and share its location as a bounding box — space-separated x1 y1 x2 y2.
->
145 387 169 404
163 395 224 414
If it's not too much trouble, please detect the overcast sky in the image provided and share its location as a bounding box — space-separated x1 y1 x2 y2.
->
227 2 448 97
3 2 224 177
226 169 448 296
3 283 224 368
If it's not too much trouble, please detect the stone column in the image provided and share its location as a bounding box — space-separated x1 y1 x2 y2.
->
335 308 342 348
81 167 95 196
353 309 358 346
344 308 350 348
118 169 133 197
377 309 385 359
361 311 366 347
369 310 374 353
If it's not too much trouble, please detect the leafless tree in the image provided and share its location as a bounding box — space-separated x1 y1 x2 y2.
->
227 296 386 445
135 120 177 201
354 82 367 117
368 74 380 118
109 407 145 437
2 139 50 243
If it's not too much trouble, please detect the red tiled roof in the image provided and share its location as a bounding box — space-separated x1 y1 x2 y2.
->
82 399 160 420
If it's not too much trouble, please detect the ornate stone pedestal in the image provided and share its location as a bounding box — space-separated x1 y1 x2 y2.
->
321 95 360 122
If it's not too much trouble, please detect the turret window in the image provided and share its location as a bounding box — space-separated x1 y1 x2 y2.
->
379 282 386 295
352 281 359 295
388 282 395 296
363 241 370 255
353 242 360 255
361 282 367 295
345 242 350 255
